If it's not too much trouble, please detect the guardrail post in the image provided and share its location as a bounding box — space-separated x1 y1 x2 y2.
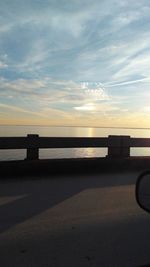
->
26 134 39 160
120 135 130 158
107 135 130 158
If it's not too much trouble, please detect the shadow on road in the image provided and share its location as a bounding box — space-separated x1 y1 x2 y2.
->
0 171 139 234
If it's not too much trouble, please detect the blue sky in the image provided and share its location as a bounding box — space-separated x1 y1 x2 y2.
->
0 0 150 127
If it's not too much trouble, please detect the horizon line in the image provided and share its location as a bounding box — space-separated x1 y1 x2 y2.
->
0 124 150 130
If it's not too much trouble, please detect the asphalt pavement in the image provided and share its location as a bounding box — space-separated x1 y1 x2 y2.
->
0 171 150 267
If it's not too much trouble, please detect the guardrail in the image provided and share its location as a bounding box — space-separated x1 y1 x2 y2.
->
0 134 150 160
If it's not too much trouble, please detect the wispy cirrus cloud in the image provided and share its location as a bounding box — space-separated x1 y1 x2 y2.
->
0 77 110 106
0 0 150 127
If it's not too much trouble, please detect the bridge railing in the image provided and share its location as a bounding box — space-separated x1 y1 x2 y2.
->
0 134 150 160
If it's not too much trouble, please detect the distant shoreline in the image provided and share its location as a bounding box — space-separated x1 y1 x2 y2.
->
0 125 150 130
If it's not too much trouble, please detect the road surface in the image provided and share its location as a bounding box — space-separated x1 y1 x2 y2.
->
0 171 150 266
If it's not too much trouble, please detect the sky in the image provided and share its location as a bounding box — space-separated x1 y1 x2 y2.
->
0 0 150 128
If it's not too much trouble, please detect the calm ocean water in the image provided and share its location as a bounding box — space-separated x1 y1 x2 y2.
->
0 125 150 161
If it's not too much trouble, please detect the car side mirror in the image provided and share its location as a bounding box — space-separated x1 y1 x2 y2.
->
136 171 150 213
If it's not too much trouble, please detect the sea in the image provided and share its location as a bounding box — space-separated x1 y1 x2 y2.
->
0 125 150 161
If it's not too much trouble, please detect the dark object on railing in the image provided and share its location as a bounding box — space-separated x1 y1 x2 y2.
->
0 134 150 160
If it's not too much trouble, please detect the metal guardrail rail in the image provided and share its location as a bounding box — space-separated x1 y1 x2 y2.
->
0 134 150 160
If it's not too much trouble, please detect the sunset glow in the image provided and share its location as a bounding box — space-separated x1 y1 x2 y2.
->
0 1 150 128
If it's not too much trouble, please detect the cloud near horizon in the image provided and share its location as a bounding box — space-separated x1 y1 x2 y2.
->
0 0 150 128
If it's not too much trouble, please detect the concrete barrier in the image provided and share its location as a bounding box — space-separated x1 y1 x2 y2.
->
0 134 150 160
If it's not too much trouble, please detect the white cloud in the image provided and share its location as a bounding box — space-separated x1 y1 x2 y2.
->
0 77 110 105
0 61 8 69
105 77 150 87
74 103 95 111
0 103 46 118
112 10 141 30
0 23 13 34
140 106 150 114
74 102 120 113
